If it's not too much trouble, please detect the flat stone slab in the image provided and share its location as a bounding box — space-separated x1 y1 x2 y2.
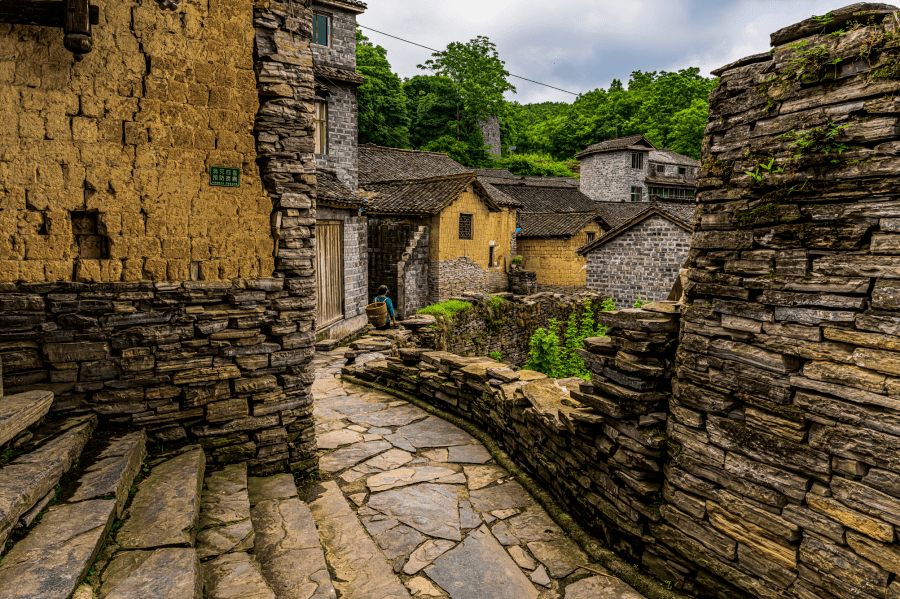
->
196 519 254 560
348 405 429 428
0 418 95 548
367 467 456 492
405 576 443 597
447 445 492 464
308 481 411 599
506 510 564 542
375 525 427 560
368 483 461 541
70 430 147 519
0 499 116 599
425 525 539 599
103 548 202 599
319 396 386 417
200 463 250 529
248 473 296 506
469 481 533 513
395 417 478 448
463 466 507 491
527 539 588 578
564 575 646 598
384 433 417 453
204 552 276 599
403 539 457 575
363 449 414 471
250 496 335 599
117 449 206 550
317 429 363 449
0 390 53 447
319 440 392 473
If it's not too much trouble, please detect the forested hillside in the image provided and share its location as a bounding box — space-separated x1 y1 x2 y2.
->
356 30 717 171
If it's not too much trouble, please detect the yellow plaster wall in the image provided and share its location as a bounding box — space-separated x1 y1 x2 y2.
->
518 221 604 286
430 188 516 269
0 0 272 283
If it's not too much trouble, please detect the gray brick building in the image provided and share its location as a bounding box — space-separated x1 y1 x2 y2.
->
576 134 698 203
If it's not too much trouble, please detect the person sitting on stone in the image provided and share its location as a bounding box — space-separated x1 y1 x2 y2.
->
373 285 396 329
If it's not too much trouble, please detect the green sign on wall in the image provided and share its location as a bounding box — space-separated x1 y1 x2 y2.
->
210 166 241 187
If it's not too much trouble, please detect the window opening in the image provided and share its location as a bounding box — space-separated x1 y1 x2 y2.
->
656 164 665 173
314 100 328 154
679 166 686 175
586 232 595 244
630 186 642 202
489 245 495 266
631 153 643 169
459 214 473 240
312 13 330 46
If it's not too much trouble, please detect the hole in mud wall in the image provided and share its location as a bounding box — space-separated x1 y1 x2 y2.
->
70 211 109 259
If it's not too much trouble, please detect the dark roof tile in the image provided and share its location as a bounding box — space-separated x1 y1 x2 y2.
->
317 171 364 208
518 212 602 238
359 144 470 185
361 173 500 216
649 149 700 167
492 183 596 214
575 134 657 158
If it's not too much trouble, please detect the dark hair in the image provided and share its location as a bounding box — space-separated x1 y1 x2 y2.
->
377 285 389 296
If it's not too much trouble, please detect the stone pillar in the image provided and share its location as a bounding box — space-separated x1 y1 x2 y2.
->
659 7 900 598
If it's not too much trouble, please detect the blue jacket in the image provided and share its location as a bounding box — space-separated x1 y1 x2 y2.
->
375 296 395 319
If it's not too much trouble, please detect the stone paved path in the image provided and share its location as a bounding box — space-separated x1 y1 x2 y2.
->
310 349 644 599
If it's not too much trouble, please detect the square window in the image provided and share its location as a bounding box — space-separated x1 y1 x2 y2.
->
586 232 595 244
630 187 642 202
314 100 328 154
312 13 330 46
459 213 473 240
679 166 686 175
656 164 665 173
631 153 643 169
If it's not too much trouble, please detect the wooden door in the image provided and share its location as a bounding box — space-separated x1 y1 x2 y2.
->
316 220 344 329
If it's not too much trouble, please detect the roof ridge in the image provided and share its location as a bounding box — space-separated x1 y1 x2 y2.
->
359 143 458 158
362 172 476 186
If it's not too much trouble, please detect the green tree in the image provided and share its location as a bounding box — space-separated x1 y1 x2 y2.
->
403 75 460 149
356 29 411 148
418 35 516 141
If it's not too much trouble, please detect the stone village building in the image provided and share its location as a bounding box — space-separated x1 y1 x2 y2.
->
359 145 518 316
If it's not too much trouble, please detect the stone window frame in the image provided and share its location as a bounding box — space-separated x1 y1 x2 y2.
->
459 213 474 240
312 12 331 47
631 153 643 169
630 186 643 202
314 100 328 155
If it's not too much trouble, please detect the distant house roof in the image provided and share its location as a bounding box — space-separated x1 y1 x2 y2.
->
479 180 522 208
649 149 699 167
518 212 604 239
577 201 696 254
314 64 366 86
491 183 597 214
317 170 364 209
593 201 696 230
359 144 470 185
313 0 367 13
575 134 657 158
360 173 501 216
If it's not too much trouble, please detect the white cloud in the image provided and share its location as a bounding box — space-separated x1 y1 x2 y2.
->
358 0 846 103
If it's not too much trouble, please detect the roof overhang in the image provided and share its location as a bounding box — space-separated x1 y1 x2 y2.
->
313 0 367 14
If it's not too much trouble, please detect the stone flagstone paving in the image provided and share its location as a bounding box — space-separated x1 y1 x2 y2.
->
309 349 646 599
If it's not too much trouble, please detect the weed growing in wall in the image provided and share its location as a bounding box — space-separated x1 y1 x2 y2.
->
489 351 503 362
524 299 614 380
417 300 473 321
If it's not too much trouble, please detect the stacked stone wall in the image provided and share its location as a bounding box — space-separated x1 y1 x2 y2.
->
580 150 649 203
585 215 692 307
368 218 430 319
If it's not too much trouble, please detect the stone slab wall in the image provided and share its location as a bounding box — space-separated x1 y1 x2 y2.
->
0 0 275 284
580 150 649 203
585 215 692 307
478 115 501 156
310 0 357 71
314 80 358 191
316 206 367 338
368 218 430 320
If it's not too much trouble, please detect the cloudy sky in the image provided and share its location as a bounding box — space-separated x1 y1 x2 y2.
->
358 0 842 104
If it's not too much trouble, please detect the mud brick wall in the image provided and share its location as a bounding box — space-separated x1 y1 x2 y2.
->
0 0 275 284
347 303 678 564
659 6 900 599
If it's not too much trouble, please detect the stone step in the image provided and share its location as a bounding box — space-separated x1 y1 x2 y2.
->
196 462 253 560
0 414 97 549
116 448 206 550
0 498 117 599
203 552 276 599
248 473 337 599
98 548 203 599
308 480 410 599
69 430 147 518
0 390 54 447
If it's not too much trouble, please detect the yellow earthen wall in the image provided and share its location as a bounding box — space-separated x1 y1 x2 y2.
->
0 0 272 283
430 189 516 269
517 221 604 286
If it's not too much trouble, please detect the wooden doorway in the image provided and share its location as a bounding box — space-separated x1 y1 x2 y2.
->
316 220 344 329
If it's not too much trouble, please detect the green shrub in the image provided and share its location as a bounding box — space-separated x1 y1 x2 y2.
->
417 300 473 321
489 351 503 362
524 299 613 381
633 296 648 308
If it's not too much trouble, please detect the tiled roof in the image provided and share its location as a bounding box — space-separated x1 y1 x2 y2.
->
479 180 522 207
578 201 696 254
575 134 657 158
491 183 597 214
317 170 364 209
314 64 366 86
594 201 696 230
518 212 602 238
649 149 699 167
360 173 500 216
359 144 470 185
474 168 516 179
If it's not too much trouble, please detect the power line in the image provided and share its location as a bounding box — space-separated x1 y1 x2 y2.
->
358 25 580 96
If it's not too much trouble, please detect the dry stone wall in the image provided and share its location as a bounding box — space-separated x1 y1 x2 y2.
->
664 6 900 599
